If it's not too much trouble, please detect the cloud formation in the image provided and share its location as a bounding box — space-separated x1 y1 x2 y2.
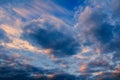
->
22 17 80 57
75 0 120 61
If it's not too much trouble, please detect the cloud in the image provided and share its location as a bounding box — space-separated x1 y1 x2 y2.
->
12 0 72 24
0 55 77 80
12 8 30 19
91 66 120 80
0 29 9 42
73 0 120 78
111 0 120 18
1 39 43 53
0 24 22 38
22 17 80 57
75 0 120 61
79 63 88 73
0 0 32 5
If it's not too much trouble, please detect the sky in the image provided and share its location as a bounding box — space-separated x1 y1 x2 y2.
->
0 0 120 80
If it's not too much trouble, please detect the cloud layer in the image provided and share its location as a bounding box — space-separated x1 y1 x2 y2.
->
1 0 120 80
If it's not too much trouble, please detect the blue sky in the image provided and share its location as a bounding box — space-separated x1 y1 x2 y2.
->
0 0 120 80
53 0 84 10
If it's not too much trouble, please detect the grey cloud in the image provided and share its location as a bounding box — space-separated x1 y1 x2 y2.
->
22 20 80 57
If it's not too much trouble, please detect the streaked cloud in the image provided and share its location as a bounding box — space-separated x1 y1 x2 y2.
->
0 24 22 38
0 39 43 53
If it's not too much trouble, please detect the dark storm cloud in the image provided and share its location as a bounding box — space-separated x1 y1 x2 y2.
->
22 21 80 57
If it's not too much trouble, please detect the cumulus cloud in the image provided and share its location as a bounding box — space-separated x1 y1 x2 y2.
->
75 0 120 61
72 0 120 79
